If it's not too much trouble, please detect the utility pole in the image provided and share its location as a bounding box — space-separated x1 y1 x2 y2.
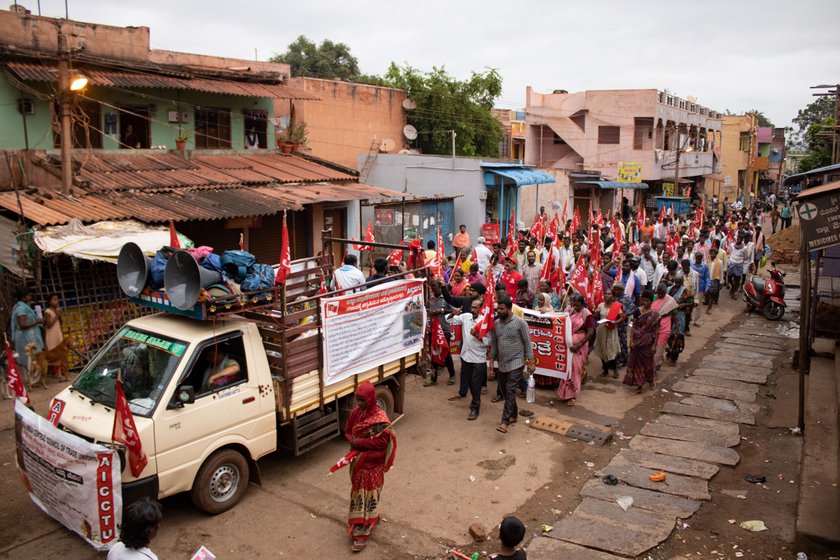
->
451 129 456 170
57 26 73 195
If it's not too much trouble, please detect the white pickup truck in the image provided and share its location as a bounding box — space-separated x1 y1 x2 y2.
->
51 253 419 514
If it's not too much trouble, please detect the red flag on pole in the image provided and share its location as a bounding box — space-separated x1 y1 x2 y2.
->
472 270 496 339
430 315 450 366
5 341 30 406
319 271 328 295
612 215 623 248
568 254 590 300
561 200 568 228
388 239 406 267
571 208 581 235
169 220 180 249
112 379 148 478
352 222 375 251
658 205 665 224
449 251 463 284
550 264 565 297
590 271 605 309
539 248 554 282
238 232 245 251
505 209 517 258
275 211 291 284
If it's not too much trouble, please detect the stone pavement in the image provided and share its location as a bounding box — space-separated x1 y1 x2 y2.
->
529 319 791 558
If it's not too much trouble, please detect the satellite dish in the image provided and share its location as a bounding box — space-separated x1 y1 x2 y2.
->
403 125 417 140
402 98 417 110
380 138 396 152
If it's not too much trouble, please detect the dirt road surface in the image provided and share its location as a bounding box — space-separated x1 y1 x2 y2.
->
0 295 808 559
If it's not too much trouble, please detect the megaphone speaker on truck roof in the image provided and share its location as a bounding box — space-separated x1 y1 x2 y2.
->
164 250 222 310
117 242 152 298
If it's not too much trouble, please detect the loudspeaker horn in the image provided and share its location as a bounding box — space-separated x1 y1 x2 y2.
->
117 242 151 297
164 250 222 310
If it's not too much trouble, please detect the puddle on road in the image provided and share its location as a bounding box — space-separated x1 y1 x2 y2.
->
477 454 516 480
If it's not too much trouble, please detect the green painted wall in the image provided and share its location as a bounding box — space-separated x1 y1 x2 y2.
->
0 76 275 150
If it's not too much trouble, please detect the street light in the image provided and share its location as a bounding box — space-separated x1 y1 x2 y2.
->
68 73 88 91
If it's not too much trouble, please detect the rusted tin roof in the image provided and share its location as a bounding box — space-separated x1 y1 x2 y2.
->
5 62 318 100
0 152 403 226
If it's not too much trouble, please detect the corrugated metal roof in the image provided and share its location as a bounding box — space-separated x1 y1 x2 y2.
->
47 152 358 192
5 62 319 100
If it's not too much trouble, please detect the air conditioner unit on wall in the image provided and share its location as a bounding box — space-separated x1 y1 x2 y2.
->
478 191 488 201
18 98 34 115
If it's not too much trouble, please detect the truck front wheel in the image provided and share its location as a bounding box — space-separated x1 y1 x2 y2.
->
375 385 395 421
191 449 249 515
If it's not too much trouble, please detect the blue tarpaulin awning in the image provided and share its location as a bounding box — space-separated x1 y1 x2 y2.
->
574 180 648 189
483 167 556 187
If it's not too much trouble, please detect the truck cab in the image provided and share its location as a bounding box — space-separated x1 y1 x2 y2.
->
55 314 278 513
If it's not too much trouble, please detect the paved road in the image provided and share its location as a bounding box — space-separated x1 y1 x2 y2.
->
0 296 749 559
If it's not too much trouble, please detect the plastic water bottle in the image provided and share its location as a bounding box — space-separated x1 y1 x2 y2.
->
526 375 536 403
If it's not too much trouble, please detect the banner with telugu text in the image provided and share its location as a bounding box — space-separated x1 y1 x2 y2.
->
321 278 426 385
523 310 573 380
14 400 121 551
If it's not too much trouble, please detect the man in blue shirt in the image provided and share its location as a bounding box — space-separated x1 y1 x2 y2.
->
690 252 711 327
615 257 641 305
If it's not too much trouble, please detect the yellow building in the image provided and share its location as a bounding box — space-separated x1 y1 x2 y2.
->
709 114 757 203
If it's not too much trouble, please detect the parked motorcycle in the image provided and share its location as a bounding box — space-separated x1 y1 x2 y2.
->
743 261 786 320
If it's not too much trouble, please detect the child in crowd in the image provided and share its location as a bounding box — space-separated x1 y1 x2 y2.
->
491 516 527 560
108 497 163 560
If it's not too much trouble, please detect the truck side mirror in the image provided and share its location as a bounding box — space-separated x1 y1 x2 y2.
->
169 386 195 409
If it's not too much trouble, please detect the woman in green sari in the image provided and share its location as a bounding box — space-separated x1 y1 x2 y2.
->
10 287 44 383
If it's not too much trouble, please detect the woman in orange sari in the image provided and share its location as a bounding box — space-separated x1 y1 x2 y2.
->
556 293 595 405
344 381 396 552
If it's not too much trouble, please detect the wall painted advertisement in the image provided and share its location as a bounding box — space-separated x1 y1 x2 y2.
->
14 400 121 551
523 310 572 380
321 278 426 385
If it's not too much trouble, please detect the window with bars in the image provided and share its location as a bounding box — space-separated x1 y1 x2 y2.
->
739 132 751 152
598 125 620 145
195 107 232 148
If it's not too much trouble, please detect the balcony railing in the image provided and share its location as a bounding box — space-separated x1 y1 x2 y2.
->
657 91 722 119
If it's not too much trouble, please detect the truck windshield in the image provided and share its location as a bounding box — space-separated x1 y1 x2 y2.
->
72 327 188 417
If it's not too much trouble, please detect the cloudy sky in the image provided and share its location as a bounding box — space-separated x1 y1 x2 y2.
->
44 0 840 129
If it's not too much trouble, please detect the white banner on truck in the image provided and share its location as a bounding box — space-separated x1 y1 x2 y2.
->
321 278 426 385
14 400 122 551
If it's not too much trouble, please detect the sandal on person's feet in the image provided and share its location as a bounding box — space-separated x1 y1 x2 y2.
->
509 416 518 424
491 395 504 403
565 398 576 406
423 380 438 387
636 386 644 394
612 370 619 379
481 387 487 394
600 370 609 377
496 424 508 433
467 412 478 421
448 394 464 401
351 540 367 553
447 377 456 385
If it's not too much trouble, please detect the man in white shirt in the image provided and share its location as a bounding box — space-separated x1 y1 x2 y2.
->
639 244 658 289
473 236 493 274
447 299 493 420
558 236 575 273
653 251 671 289
630 256 648 290
332 254 367 293
540 237 560 269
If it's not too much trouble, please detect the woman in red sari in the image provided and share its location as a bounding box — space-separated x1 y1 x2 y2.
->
651 283 677 371
623 290 660 393
556 293 595 405
344 381 396 552
449 268 470 297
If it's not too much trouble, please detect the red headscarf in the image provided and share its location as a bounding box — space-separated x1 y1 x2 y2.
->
345 381 396 472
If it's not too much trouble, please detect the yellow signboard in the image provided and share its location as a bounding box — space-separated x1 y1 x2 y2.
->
617 161 642 183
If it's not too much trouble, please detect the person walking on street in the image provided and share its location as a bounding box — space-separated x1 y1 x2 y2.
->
490 295 534 434
780 202 793 230
728 235 749 299
690 252 710 327
426 280 456 386
447 300 492 420
557 293 595 405
623 290 660 393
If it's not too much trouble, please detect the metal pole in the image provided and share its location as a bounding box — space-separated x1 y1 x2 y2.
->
797 232 810 433
58 27 73 195
451 129 456 169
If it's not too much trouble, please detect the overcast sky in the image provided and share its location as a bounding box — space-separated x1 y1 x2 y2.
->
42 0 840 129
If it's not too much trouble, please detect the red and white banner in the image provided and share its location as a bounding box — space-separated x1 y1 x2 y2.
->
6 345 30 406
321 279 426 385
430 315 450 366
14 400 121 551
522 310 572 380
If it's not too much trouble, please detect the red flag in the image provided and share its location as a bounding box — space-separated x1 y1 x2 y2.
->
561 200 568 226
352 222 375 251
449 252 463 284
275 211 291 284
568 254 589 300
666 233 679 259
548 213 559 242
529 214 544 241
388 239 406 267
505 209 517 257
658 205 665 224
472 270 496 339
319 271 328 294
588 205 594 232
571 208 581 234
430 315 450 366
550 264 565 297
612 215 623 248
590 271 605 309
595 210 605 227
238 232 245 251
329 449 360 474
5 344 30 406
112 379 148 478
589 228 602 270
539 248 554 282
169 220 180 249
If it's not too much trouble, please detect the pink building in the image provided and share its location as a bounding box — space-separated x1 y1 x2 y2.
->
525 88 722 218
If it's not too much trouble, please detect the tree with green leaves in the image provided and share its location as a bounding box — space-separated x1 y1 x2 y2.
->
272 36 360 82
383 64 504 157
749 110 773 127
792 96 835 172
